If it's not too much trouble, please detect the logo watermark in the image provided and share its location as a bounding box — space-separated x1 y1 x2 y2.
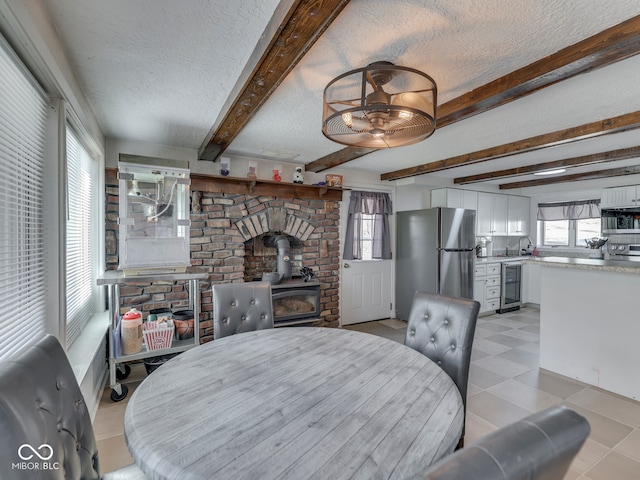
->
12 444 60 471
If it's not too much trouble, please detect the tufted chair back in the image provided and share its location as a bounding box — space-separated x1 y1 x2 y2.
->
0 335 146 480
418 406 590 480
404 292 480 446
213 282 274 339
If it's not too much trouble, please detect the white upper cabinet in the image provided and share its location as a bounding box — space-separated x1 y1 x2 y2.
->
507 195 530 236
431 188 478 210
492 194 509 236
476 193 492 235
435 189 528 236
601 186 639 208
477 192 508 236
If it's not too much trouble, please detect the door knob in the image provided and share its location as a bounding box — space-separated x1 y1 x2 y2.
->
343 263 350 268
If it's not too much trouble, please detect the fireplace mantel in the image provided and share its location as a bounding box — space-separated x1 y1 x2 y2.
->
105 168 343 201
191 173 343 201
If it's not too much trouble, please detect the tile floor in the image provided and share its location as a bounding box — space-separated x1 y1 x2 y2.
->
94 307 640 479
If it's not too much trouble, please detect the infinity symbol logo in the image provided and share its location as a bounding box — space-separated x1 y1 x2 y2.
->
18 444 54 461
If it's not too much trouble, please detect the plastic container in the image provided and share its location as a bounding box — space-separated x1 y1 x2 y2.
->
121 308 143 355
143 353 179 374
148 307 172 322
173 309 194 340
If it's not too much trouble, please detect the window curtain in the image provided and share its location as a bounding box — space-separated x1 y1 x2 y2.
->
537 199 600 221
343 191 392 260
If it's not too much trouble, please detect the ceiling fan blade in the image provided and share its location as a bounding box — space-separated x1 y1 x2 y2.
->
366 71 383 92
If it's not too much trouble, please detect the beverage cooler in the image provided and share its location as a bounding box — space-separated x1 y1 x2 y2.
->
499 262 522 313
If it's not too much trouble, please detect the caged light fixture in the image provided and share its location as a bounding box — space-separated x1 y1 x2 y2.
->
322 61 437 148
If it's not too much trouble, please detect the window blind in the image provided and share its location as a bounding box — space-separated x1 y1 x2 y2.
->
66 126 99 345
0 35 48 359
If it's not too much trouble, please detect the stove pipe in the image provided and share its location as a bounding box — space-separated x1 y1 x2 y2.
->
264 235 291 281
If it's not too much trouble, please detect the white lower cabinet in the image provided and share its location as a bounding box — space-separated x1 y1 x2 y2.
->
522 263 541 304
485 285 500 300
474 262 501 314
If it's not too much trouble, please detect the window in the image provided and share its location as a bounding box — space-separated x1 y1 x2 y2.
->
359 213 375 260
65 126 100 345
575 218 602 247
537 200 601 248
542 220 569 246
343 191 392 260
0 34 48 359
540 218 602 247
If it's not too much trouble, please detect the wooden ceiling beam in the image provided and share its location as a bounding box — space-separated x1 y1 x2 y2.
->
499 164 640 190
453 146 640 184
199 0 351 162
380 111 640 181
303 146 377 172
305 14 640 174
437 15 640 127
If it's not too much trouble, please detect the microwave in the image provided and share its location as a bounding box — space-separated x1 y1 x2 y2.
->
601 208 640 233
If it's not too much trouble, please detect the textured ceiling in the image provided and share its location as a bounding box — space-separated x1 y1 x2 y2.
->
42 0 285 148
40 0 640 194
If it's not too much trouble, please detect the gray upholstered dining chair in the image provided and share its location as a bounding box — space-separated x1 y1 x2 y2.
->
213 281 274 339
404 292 480 448
0 334 147 480
417 405 590 480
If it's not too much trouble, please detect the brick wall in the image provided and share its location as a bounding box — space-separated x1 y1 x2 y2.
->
105 179 341 343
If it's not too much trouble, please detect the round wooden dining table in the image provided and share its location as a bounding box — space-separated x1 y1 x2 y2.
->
124 327 463 480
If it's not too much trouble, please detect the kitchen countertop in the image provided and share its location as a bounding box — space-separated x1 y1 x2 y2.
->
522 256 640 274
475 255 532 263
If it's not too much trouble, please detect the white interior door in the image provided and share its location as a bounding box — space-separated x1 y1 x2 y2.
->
341 259 393 325
340 190 393 326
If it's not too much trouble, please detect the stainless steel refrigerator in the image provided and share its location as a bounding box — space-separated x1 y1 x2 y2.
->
395 207 475 320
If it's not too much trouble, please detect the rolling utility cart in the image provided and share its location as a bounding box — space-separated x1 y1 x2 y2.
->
97 270 207 402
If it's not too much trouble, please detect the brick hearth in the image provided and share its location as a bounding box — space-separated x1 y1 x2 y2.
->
105 179 341 342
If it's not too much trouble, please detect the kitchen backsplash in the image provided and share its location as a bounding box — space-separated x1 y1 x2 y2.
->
482 236 596 259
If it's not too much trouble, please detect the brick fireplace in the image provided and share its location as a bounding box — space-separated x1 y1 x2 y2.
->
105 175 341 343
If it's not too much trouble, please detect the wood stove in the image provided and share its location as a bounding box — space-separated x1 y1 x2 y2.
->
270 279 321 326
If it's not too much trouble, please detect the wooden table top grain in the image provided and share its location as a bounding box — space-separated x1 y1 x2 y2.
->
124 327 464 480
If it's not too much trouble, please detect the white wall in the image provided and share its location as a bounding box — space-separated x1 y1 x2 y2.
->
395 186 431 212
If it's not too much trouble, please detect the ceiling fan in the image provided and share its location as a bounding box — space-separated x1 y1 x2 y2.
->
322 61 437 148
